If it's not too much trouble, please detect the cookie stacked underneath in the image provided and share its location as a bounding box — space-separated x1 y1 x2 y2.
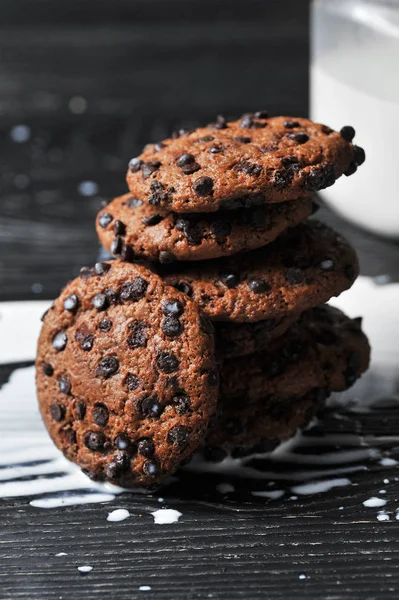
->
36 113 370 488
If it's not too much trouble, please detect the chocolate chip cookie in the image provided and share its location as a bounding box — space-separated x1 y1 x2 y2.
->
162 220 359 322
126 114 364 213
204 388 327 459
219 305 370 404
36 260 218 488
96 193 313 263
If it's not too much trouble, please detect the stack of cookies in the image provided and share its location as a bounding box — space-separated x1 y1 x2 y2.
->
36 113 370 489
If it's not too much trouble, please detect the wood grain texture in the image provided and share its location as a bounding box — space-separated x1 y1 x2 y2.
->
1 2 399 598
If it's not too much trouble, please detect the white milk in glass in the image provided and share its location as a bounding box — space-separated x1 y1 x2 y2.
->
311 0 399 238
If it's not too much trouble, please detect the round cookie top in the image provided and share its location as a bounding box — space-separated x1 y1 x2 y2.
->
36 260 218 488
96 193 313 263
126 113 364 213
162 220 359 322
219 305 370 404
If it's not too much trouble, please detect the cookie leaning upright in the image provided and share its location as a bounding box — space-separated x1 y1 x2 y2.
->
126 114 365 214
36 260 218 488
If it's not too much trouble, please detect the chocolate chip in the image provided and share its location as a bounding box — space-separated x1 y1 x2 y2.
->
142 459 160 477
260 143 279 153
162 299 184 316
273 166 297 190
94 262 111 276
154 142 165 152
127 320 148 348
43 362 54 376
148 183 169 207
224 418 244 435
219 271 239 289
233 161 262 176
63 428 77 446
79 334 94 351
64 294 79 313
199 315 214 335
176 153 195 167
92 293 108 311
75 400 86 420
283 119 299 128
126 196 143 208
115 433 130 450
210 220 232 242
120 242 133 263
49 403 65 424
120 277 148 302
196 135 214 142
96 355 119 378
192 176 213 196
114 220 126 236
58 374 71 395
345 265 356 281
239 113 254 128
84 431 106 451
340 125 355 141
129 157 142 172
99 213 113 228
287 132 309 144
354 145 365 166
322 125 333 134
157 351 179 373
172 393 191 414
125 373 140 391
173 281 193 296
104 288 118 305
344 162 357 177
207 370 219 387
254 110 269 118
111 236 123 256
138 396 162 418
92 403 109 427
181 162 201 175
171 127 194 138
52 331 67 351
41 306 52 321
142 213 163 226
283 254 311 269
233 136 251 143
210 115 227 129
285 267 305 285
247 278 270 294
80 266 94 279
159 250 176 264
305 163 335 191
319 259 334 271
162 316 183 338
203 446 227 462
98 318 112 332
105 462 120 479
142 161 161 179
137 438 155 457
209 144 225 154
167 425 189 448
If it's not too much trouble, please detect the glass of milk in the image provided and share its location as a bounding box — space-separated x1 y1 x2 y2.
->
310 0 399 238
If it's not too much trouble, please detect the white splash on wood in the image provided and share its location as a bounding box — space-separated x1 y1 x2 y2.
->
107 509 130 522
363 497 387 508
151 509 182 525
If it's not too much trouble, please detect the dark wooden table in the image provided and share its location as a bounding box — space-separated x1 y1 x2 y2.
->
1 2 399 598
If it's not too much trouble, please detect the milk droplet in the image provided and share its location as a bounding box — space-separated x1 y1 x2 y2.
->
377 511 390 521
139 586 151 591
151 509 182 524
55 552 67 557
363 497 387 508
251 489 284 500
78 565 93 573
380 457 398 467
107 509 130 522
299 574 307 580
157 497 164 503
